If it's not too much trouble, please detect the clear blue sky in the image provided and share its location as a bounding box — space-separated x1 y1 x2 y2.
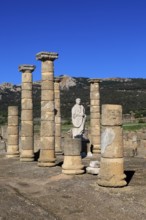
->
0 0 146 84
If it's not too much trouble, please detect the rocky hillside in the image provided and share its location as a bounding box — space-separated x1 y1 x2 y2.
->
1 76 146 124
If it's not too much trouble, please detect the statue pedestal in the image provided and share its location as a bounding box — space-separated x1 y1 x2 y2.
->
62 137 85 175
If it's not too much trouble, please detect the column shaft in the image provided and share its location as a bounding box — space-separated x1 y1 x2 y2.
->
6 106 19 158
88 79 101 154
19 65 35 162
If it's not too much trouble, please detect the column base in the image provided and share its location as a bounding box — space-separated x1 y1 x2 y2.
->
62 156 85 175
62 169 85 175
97 157 127 187
6 152 19 158
20 150 34 162
38 161 56 167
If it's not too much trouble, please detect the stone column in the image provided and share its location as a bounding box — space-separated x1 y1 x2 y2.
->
19 65 35 162
6 106 19 158
98 104 127 187
54 78 62 154
36 52 58 167
88 79 101 154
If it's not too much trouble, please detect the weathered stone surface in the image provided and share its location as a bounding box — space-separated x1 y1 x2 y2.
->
8 116 18 126
21 110 33 121
41 90 54 101
38 149 56 167
21 82 32 90
62 156 85 174
22 72 32 83
21 136 33 150
41 80 54 90
7 126 19 135
63 138 81 156
21 99 33 109
21 121 33 137
8 106 18 116
20 149 34 162
102 104 122 126
40 121 54 137
7 135 18 145
98 157 127 187
21 90 32 99
101 126 123 158
40 137 54 150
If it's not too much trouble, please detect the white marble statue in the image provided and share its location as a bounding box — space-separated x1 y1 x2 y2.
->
71 98 86 138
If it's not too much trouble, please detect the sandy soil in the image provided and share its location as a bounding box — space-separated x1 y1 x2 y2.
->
0 154 146 220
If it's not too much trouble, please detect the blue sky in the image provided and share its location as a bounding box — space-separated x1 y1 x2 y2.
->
0 0 146 84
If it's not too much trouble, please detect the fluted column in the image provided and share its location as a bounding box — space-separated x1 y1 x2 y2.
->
19 65 35 162
98 104 127 187
88 79 101 154
6 106 19 158
54 78 62 154
36 51 58 167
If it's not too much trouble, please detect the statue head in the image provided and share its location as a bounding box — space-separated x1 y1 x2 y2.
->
75 98 81 105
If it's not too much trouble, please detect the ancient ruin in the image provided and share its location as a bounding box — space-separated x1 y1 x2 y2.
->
98 104 127 187
36 51 58 167
19 65 35 162
88 79 101 154
6 106 19 158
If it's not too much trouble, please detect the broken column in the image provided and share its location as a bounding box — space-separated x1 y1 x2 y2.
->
54 78 62 154
62 137 84 174
6 106 19 157
19 65 35 162
98 104 127 187
36 52 58 167
88 79 101 154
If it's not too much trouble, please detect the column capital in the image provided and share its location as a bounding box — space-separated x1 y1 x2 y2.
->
36 52 58 61
88 78 102 83
19 65 36 73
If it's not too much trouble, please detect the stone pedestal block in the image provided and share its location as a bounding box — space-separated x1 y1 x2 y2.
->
38 149 56 167
20 149 34 162
62 138 84 174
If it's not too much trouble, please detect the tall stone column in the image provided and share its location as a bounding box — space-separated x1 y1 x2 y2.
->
98 104 127 187
6 106 19 158
54 78 62 154
88 79 101 154
36 52 58 167
19 65 35 162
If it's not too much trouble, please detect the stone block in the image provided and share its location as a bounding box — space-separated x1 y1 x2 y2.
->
42 61 53 73
21 99 33 109
41 101 54 112
21 90 32 99
40 137 55 150
21 136 33 150
97 157 126 187
42 72 53 81
101 126 123 158
90 92 100 100
102 104 122 126
63 138 81 156
8 126 18 135
90 112 100 119
90 100 100 106
41 80 54 90
20 149 34 161
38 149 56 167
40 121 54 137
22 72 32 83
41 111 54 121
8 116 18 126
41 90 54 101
8 135 18 145
90 106 100 113
62 155 84 174
8 106 18 116
21 110 33 121
22 82 32 90
21 121 33 137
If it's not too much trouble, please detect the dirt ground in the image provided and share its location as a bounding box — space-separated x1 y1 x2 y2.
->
0 153 146 220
